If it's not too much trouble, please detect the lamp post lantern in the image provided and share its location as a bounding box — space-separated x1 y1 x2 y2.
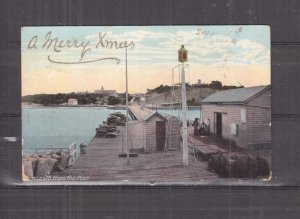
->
178 45 188 63
178 45 188 166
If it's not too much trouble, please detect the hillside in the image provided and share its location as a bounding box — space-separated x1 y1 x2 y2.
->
145 87 217 106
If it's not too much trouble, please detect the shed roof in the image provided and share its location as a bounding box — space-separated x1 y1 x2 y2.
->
143 112 168 122
201 85 270 104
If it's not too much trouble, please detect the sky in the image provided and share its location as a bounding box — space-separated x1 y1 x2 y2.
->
22 26 270 95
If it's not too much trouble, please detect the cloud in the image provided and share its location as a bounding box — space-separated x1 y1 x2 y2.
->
22 27 270 94
26 28 270 67
117 30 269 66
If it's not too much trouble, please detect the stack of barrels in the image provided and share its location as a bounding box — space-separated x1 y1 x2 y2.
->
207 152 270 178
95 112 126 138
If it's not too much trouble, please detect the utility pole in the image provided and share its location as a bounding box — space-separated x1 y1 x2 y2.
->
178 45 188 166
125 46 129 164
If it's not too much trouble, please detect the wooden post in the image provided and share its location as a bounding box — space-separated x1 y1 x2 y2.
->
181 64 188 166
125 46 129 164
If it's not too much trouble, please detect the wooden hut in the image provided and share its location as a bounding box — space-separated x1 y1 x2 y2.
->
142 112 181 152
201 85 271 149
143 112 168 152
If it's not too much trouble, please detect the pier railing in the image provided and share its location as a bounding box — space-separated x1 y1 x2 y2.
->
67 142 78 165
23 142 79 166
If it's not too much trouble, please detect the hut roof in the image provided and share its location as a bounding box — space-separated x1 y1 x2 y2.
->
143 112 168 122
201 85 270 104
165 114 180 121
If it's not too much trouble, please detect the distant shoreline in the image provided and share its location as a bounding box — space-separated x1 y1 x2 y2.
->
22 102 112 109
22 102 44 109
22 102 201 110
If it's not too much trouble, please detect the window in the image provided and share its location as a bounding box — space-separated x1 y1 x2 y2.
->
231 123 238 135
241 108 247 123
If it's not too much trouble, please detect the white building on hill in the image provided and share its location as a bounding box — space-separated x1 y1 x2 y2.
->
95 86 118 97
68 98 78 106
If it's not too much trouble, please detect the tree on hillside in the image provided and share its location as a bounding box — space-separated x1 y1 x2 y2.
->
187 98 196 106
147 84 171 94
107 96 121 105
209 81 222 90
222 85 244 90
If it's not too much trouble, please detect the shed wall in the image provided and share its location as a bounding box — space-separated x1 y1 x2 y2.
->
201 88 271 149
246 88 271 148
202 104 248 148
246 106 271 147
247 88 271 108
145 116 165 152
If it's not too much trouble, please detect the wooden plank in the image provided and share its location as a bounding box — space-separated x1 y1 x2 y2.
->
54 120 218 181
129 106 152 120
188 135 226 161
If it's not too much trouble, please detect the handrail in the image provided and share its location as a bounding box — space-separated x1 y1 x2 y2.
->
67 142 78 165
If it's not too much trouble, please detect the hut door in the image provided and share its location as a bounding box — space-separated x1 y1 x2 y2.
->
156 121 166 151
216 113 222 137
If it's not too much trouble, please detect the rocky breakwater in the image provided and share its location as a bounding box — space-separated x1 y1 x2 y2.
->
22 150 71 180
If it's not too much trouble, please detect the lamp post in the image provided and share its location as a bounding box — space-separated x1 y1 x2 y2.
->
178 45 188 166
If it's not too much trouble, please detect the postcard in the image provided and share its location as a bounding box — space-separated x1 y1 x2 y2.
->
21 26 271 183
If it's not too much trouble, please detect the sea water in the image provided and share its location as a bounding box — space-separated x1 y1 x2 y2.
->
22 107 201 151
22 107 124 152
157 108 201 121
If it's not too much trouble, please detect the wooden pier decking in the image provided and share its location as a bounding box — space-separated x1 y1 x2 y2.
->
56 106 218 182
128 105 152 120
188 135 227 161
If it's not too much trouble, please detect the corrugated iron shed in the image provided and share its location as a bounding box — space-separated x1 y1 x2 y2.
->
201 85 270 104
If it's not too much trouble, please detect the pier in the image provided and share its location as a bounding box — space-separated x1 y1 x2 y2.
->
128 105 152 120
56 106 217 182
